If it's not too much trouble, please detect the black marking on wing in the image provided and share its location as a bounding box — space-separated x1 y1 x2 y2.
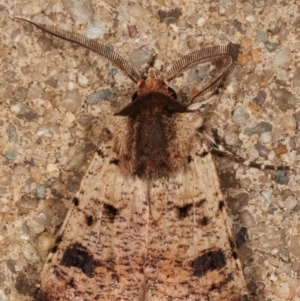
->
187 155 193 163
50 235 63 254
85 215 94 226
177 203 193 218
218 200 225 211
97 149 104 157
109 158 119 165
200 216 210 226
193 249 226 277
103 203 118 222
60 243 98 278
72 197 79 206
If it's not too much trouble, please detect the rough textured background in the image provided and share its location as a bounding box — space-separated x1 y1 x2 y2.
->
1 0 300 300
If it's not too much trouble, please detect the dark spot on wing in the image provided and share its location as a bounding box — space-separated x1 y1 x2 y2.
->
67 277 76 289
72 197 79 206
109 158 119 165
200 216 209 226
55 235 62 245
232 250 239 259
103 203 118 222
50 235 63 254
97 149 104 157
195 198 207 207
200 150 209 157
85 215 94 226
193 249 226 277
60 243 98 278
235 226 249 248
187 156 193 163
218 200 225 211
177 203 193 218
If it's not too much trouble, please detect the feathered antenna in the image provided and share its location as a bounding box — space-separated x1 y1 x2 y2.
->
14 17 141 84
15 17 239 100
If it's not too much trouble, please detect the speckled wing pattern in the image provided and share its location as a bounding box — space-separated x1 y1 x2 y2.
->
35 112 247 301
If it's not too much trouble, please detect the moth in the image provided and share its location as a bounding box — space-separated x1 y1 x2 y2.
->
16 17 248 301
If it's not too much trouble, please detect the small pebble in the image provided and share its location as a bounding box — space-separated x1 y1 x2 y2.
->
5 149 16 160
38 233 55 253
254 0 265 7
86 90 114 105
66 152 85 171
35 184 45 199
7 124 18 143
196 17 206 27
14 86 28 102
245 15 256 23
5 71 18 83
35 207 54 226
188 66 208 83
240 210 255 227
244 121 272 136
21 243 40 263
30 166 42 183
271 88 297 111
285 196 297 210
224 131 239 145
280 115 296 130
128 25 138 38
37 35 53 52
261 190 273 203
273 48 292 68
256 28 268 42
16 197 38 214
86 20 105 39
254 90 266 106
264 41 278 52
260 132 271 144
77 73 89 87
232 106 250 126
254 142 270 158
27 83 42 101
62 89 81 113
272 170 290 185
158 7 182 24
11 103 39 122
129 48 155 70
62 0 94 23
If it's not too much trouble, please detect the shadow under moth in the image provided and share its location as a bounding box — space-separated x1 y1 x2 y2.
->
16 17 248 301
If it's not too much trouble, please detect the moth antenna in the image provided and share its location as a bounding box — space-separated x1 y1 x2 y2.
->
166 44 240 100
198 125 291 171
14 16 141 84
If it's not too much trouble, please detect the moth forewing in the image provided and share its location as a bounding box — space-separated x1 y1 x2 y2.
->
16 18 247 301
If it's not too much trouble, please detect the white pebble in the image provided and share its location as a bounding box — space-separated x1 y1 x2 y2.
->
285 196 297 210
196 17 206 27
246 14 256 22
219 7 226 15
47 163 59 173
21 243 41 263
67 81 77 90
268 150 276 161
260 132 272 144
261 190 273 203
224 131 239 145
